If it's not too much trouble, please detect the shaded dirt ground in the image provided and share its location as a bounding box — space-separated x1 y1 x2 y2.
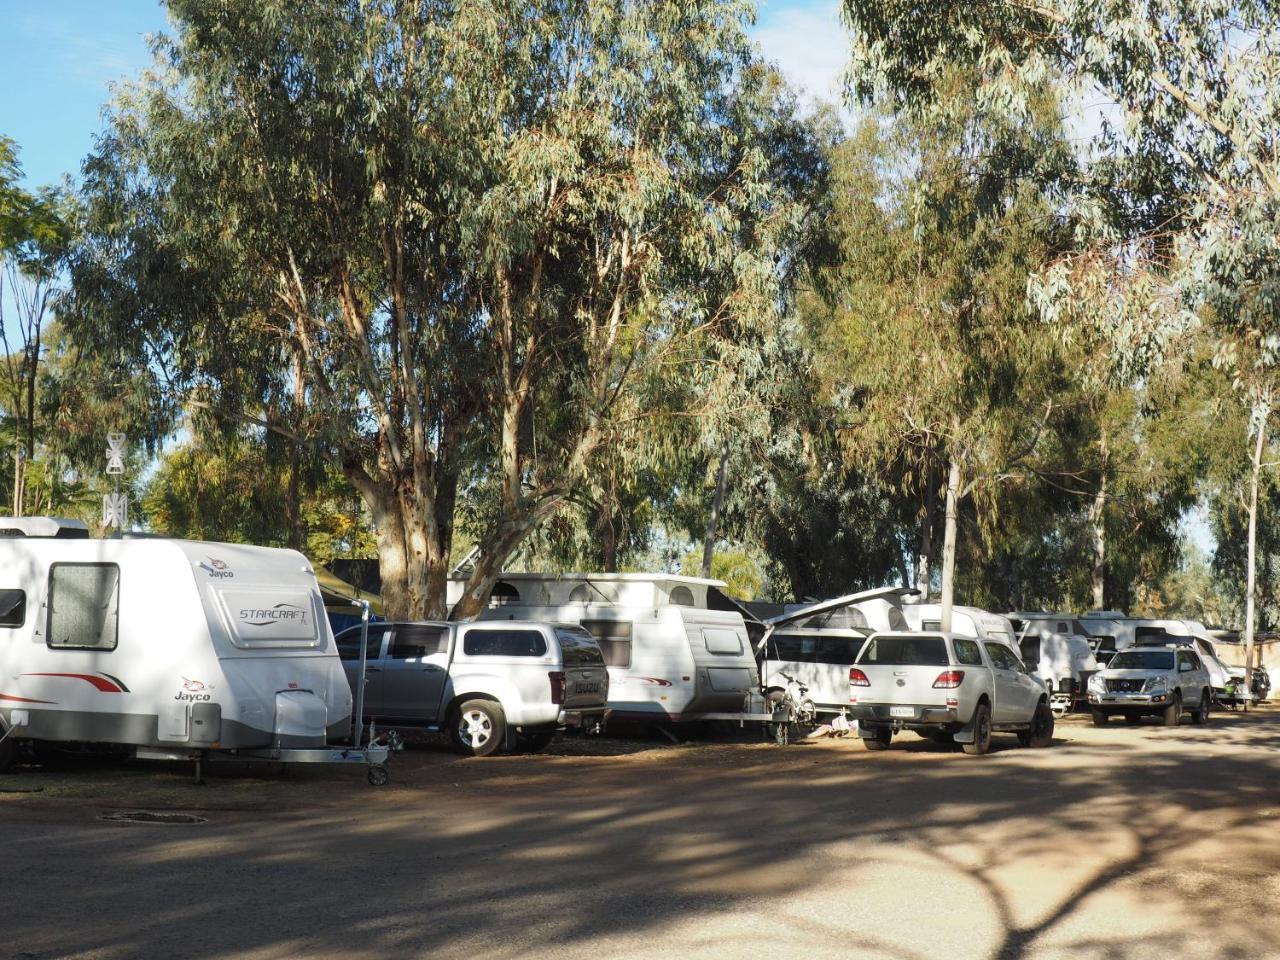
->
4 707 1280 960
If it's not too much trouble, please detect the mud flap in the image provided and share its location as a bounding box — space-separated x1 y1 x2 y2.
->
953 713 977 743
857 720 882 740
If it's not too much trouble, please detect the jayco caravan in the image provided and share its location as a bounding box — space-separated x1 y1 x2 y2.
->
0 518 353 771
453 573 758 724
1009 612 1099 714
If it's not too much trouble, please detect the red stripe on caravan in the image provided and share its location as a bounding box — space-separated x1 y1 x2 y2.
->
0 693 55 704
22 673 124 693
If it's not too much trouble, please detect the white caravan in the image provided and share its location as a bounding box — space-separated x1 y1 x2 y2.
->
0 518 353 771
1008 612 1099 715
451 573 758 724
902 603 1019 650
759 587 918 716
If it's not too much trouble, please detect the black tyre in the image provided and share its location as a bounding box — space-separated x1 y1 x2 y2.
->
517 729 557 753
962 703 993 756
1191 690 1211 726
450 700 507 757
1091 710 1109 727
862 726 893 751
1162 692 1183 727
367 764 390 786
1017 702 1055 748
0 724 16 774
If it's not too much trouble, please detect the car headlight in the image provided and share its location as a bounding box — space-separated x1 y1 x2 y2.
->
1088 674 1106 692
1143 678 1167 694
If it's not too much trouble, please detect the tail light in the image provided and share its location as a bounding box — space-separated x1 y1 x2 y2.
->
933 670 965 689
549 671 566 705
849 668 870 687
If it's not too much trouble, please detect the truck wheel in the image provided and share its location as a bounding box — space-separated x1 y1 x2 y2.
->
451 700 507 757
1191 691 1211 725
1018 702 1055 748
1091 710 1109 727
962 703 992 756
862 726 893 751
517 729 557 753
1162 692 1183 727
0 723 16 774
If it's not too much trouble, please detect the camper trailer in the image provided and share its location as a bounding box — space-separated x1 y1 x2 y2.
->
758 587 918 717
1009 612 1099 715
453 573 758 724
0 518 354 772
901 603 1019 650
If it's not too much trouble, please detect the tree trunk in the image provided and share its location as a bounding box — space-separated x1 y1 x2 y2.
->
939 458 961 633
916 464 938 596
599 500 619 573
701 443 730 579
1089 430 1108 610
11 441 23 516
1244 394 1270 680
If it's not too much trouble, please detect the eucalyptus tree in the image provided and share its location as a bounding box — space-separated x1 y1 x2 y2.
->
0 137 74 515
68 0 827 619
843 0 1280 663
813 90 1076 626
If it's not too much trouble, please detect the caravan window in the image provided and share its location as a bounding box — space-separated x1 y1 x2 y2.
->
770 634 864 665
669 586 695 607
581 620 633 667
46 563 120 651
0 589 24 628
1019 638 1041 667
703 628 743 655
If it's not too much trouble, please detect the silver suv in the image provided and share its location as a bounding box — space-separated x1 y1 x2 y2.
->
335 621 610 756
1086 645 1211 727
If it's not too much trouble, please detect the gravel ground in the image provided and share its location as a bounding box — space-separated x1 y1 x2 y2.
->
4 706 1280 960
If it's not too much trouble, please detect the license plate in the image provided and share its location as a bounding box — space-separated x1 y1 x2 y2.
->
889 706 915 718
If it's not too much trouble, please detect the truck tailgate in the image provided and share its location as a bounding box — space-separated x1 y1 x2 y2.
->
857 665 950 707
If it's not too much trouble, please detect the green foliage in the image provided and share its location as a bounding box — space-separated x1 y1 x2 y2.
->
67 0 828 618
680 545 763 600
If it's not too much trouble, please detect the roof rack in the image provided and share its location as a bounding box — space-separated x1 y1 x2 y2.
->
0 517 90 539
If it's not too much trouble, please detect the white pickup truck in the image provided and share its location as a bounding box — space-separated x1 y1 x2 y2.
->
335 620 610 756
848 631 1055 755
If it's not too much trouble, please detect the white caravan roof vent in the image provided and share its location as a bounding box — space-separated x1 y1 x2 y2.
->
0 517 91 539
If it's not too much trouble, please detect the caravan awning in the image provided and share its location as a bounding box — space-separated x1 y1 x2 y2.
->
315 566 384 618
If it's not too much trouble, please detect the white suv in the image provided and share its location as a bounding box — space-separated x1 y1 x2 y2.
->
1086 645 1211 726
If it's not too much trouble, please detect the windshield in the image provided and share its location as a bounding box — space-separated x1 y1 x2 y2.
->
857 635 949 666
1110 650 1174 671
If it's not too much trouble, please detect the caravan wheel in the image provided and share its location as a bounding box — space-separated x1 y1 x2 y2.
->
451 700 507 757
0 724 16 774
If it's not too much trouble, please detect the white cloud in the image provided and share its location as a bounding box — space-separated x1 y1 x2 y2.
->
750 0 848 108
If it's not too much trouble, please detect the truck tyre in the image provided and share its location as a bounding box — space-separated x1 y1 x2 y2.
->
962 703 992 756
517 729 557 753
1162 692 1182 727
1017 702 1054 748
0 723 16 774
1090 710 1109 727
1191 690 1211 725
862 726 893 751
451 700 507 757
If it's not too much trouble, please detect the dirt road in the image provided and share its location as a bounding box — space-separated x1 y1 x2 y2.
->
4 709 1280 960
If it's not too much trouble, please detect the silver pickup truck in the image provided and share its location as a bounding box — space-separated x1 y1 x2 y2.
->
848 631 1055 755
335 620 610 756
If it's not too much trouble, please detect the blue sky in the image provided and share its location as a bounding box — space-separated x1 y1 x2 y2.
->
0 0 846 189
